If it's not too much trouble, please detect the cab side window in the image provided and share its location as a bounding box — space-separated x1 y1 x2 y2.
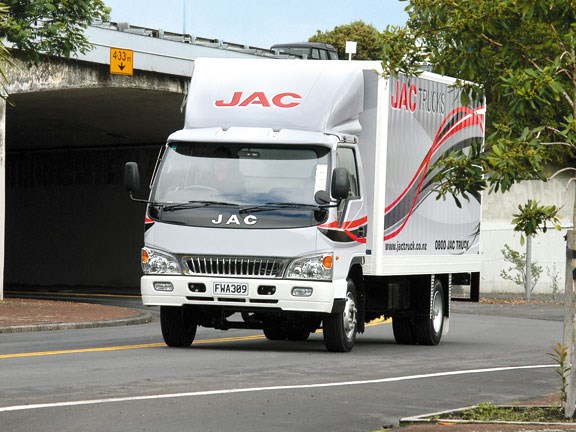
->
336 147 360 198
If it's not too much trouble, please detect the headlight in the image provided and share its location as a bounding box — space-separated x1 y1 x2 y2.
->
141 247 182 275
286 253 333 281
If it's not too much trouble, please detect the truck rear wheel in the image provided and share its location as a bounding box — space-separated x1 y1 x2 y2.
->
160 306 197 347
414 279 444 345
323 278 357 352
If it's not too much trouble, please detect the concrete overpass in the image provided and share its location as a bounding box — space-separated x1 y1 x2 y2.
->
0 22 287 297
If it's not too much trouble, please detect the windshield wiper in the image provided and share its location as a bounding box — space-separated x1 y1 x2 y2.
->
239 202 326 214
160 201 240 212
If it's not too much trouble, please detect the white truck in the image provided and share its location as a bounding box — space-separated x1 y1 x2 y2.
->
125 58 485 352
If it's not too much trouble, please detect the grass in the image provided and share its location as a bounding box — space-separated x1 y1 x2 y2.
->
436 401 569 423
367 402 573 431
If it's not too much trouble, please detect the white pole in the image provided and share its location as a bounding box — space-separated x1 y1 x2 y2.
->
564 231 574 348
525 234 532 301
182 0 187 35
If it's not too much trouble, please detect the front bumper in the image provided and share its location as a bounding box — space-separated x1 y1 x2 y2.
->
141 275 347 313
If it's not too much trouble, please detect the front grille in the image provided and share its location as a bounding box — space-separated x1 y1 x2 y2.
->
183 256 288 278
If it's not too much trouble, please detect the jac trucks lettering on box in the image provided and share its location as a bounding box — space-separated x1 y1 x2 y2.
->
125 58 485 352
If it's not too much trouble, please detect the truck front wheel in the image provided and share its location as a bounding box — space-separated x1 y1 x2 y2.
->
160 306 197 347
323 278 357 352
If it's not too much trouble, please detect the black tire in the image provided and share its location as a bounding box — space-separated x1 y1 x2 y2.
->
414 279 444 345
323 278 358 352
160 306 197 347
392 316 416 345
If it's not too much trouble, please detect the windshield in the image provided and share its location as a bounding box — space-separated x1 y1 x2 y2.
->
151 142 331 206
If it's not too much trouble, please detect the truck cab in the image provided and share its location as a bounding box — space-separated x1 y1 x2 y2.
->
127 126 367 352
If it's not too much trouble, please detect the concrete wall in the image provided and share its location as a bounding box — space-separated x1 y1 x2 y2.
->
6 57 187 95
480 172 574 295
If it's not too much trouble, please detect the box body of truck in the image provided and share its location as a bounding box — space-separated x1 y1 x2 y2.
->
126 58 485 351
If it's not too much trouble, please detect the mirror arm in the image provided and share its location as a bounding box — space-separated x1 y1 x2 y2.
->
128 191 151 204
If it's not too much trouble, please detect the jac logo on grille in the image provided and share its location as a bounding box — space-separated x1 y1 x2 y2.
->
211 214 258 225
214 91 302 108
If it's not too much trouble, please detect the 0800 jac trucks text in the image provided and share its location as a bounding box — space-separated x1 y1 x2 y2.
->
125 58 485 352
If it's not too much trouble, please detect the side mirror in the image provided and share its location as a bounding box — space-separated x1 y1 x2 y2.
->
331 167 350 201
124 162 141 194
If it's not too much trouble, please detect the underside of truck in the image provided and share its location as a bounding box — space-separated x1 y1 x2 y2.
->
157 271 478 352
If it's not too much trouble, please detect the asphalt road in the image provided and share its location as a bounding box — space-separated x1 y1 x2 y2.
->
0 299 563 432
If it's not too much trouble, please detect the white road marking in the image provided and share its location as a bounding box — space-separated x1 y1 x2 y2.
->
0 364 555 413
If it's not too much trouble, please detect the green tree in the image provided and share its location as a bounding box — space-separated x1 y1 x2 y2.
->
1 0 110 62
500 243 543 294
309 20 383 60
380 0 575 417
0 3 12 79
381 0 573 228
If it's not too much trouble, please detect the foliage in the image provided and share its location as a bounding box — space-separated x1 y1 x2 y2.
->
547 264 561 300
381 24 428 77
439 401 564 422
309 20 383 60
380 0 576 239
0 3 13 89
511 199 562 243
432 141 486 209
0 0 110 62
548 343 571 407
500 243 543 293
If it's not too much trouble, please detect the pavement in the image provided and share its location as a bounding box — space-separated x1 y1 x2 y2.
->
451 294 566 322
0 295 152 333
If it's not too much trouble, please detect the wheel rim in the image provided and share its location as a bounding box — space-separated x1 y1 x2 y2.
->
343 291 357 339
432 289 443 334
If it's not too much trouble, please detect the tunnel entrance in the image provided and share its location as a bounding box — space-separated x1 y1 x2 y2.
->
5 86 185 290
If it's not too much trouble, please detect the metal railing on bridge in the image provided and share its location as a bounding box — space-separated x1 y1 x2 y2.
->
91 21 301 59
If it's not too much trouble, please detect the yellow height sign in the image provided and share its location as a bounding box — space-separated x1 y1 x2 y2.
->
110 48 134 76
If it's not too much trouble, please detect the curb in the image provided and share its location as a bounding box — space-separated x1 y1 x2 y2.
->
400 405 576 428
0 311 153 334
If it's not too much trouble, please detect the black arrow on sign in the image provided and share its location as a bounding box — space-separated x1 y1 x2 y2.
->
119 63 125 71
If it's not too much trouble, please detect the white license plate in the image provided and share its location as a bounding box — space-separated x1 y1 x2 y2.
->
213 282 249 296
